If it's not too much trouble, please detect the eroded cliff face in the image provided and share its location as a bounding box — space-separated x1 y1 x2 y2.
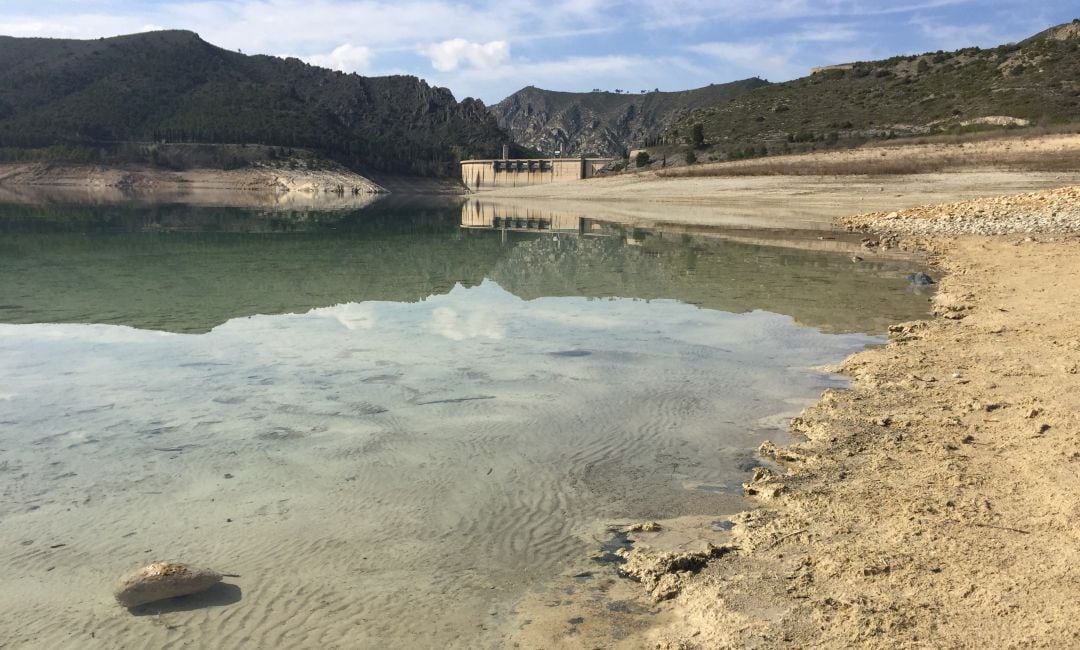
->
495 90 626 157
492 80 770 158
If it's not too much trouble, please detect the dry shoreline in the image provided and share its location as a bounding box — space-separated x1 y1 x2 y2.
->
508 186 1080 648
651 233 1079 648
477 172 1080 232
479 133 1080 232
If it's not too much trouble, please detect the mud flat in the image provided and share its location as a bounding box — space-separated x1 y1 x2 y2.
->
508 186 1080 648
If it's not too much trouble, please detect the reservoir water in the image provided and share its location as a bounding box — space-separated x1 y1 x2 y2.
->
0 199 931 648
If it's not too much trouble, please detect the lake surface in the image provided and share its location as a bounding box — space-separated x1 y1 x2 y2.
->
0 199 932 648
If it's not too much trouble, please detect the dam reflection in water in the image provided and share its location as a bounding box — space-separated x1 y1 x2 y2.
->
458 197 930 334
462 197 594 236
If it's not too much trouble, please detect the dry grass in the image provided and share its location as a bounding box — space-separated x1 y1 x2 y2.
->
656 136 1080 178
874 123 1080 149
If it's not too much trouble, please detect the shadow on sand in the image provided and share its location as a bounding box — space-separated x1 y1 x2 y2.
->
129 582 242 615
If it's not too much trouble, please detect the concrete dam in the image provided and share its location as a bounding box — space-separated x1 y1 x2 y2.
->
460 154 611 190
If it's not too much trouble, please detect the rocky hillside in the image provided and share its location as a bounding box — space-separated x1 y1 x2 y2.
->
0 30 516 176
492 80 770 157
666 20 1080 160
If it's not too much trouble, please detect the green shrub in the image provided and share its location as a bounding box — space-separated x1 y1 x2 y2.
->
635 151 651 167
690 123 705 148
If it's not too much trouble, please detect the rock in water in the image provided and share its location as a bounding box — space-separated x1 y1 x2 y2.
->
114 562 222 608
907 272 936 286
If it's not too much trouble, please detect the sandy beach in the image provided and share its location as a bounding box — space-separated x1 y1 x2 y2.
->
497 138 1080 648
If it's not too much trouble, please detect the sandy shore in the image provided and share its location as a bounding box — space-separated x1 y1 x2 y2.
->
654 219 1077 648
506 185 1080 646
479 172 1080 231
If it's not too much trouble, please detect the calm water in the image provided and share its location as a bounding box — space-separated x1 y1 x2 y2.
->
0 199 931 648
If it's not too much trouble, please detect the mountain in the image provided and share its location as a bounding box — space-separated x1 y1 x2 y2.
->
491 80 771 157
665 20 1080 159
0 30 515 176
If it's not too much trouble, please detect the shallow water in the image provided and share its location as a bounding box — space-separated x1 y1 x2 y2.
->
0 199 931 648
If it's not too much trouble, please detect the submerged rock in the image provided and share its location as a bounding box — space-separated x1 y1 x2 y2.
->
907 272 936 285
114 562 222 608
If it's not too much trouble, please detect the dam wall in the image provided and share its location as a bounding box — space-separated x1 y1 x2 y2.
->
460 158 611 190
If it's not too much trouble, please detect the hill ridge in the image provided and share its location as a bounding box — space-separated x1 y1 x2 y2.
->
0 31 515 176
660 20 1080 161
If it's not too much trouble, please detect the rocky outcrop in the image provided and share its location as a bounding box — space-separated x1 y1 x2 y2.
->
1025 18 1080 42
492 80 769 157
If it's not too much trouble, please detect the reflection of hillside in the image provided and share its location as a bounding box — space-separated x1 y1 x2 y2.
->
0 195 465 234
461 197 915 259
491 235 667 298
0 200 372 234
0 201 503 333
0 200 931 334
492 229 930 334
0 183 385 214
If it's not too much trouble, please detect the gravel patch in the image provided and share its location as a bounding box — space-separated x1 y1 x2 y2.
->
841 185 1080 236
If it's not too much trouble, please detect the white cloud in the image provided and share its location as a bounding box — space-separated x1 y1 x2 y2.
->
908 15 1021 49
789 23 861 43
430 306 504 341
421 38 510 72
429 53 714 102
689 41 800 80
640 0 976 27
306 43 373 73
0 15 154 38
2 0 1068 102
448 54 642 84
312 303 378 330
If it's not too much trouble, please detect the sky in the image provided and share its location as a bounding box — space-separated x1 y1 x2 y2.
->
1 1 1077 103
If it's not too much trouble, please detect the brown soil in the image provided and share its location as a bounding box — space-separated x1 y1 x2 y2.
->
507 188 1080 649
